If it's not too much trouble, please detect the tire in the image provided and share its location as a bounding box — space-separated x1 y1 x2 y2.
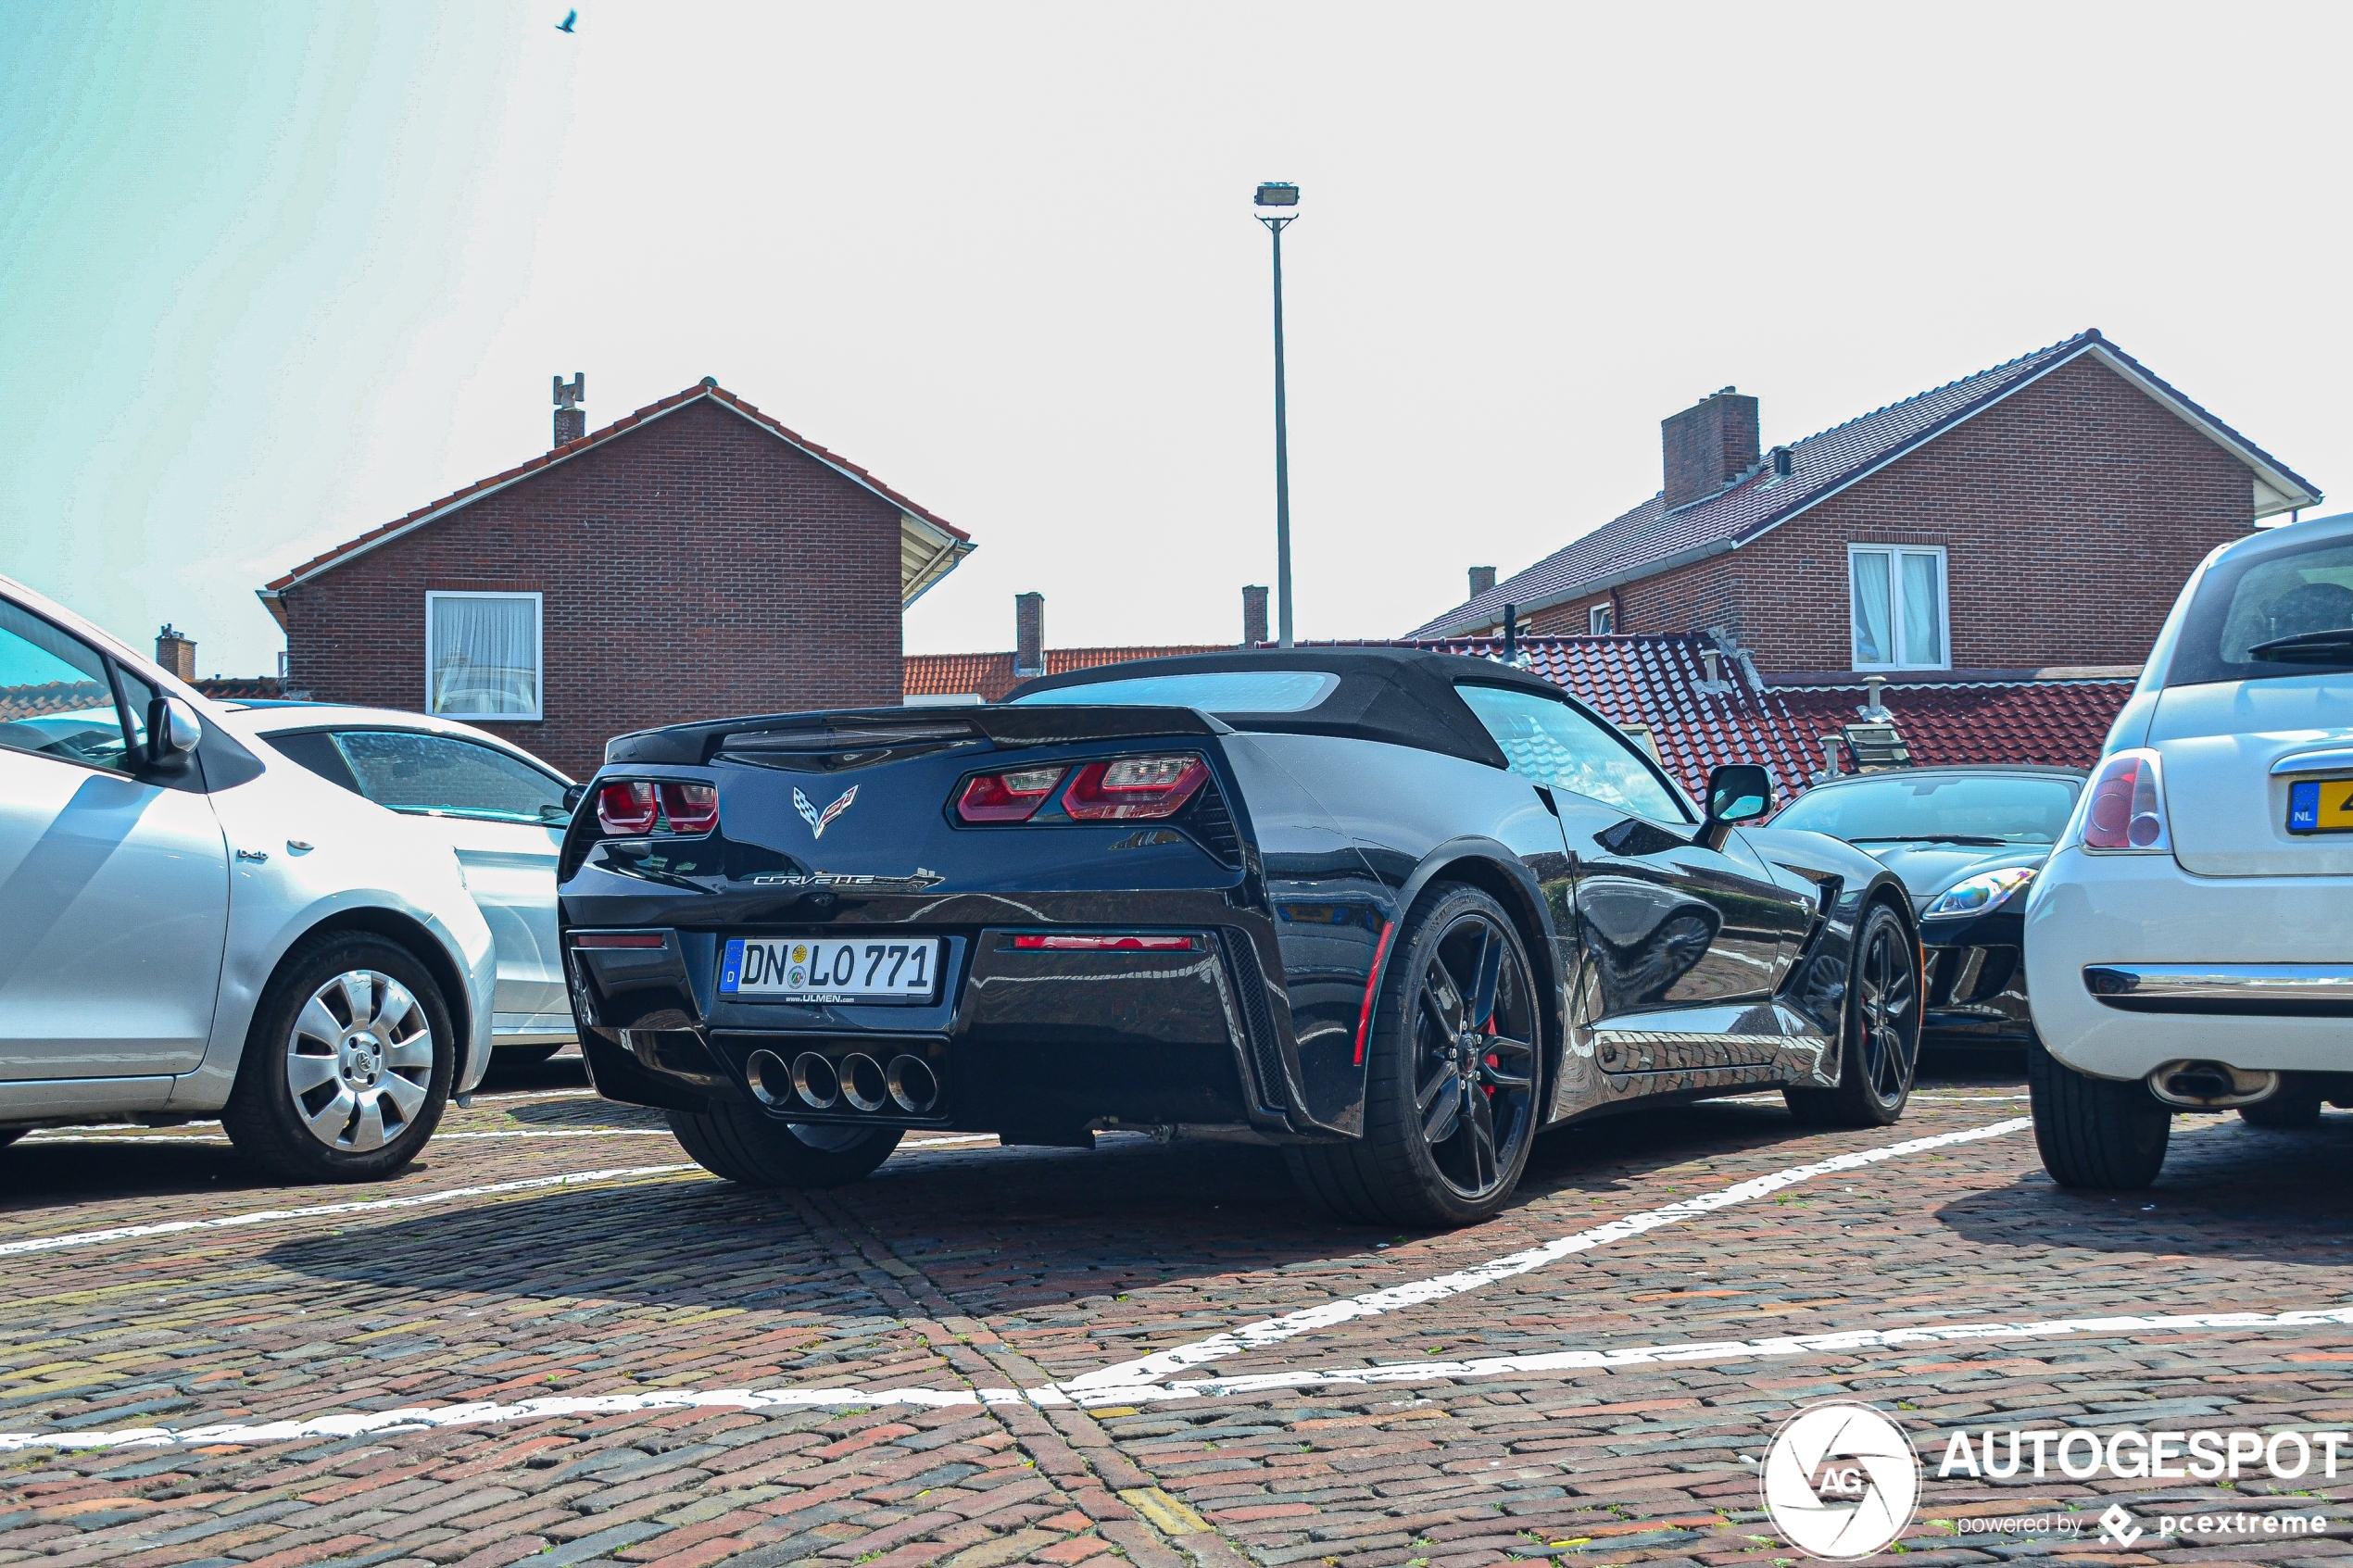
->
1287 884 1542 1229
221 932 455 1183
2028 1034 2170 1189
2241 1078 2324 1129
667 1101 902 1187
496 1042 568 1067
1785 902 1921 1129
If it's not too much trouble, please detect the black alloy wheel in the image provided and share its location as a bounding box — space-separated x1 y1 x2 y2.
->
1287 884 1541 1228
1786 902 1919 1128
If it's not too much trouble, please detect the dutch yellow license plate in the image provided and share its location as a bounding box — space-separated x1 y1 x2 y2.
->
2287 777 2353 834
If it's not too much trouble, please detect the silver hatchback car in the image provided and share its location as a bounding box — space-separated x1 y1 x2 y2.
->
0 575 496 1181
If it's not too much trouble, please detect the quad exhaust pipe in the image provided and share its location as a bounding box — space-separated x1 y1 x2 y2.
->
746 1047 941 1116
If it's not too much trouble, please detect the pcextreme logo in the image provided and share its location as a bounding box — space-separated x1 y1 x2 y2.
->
1760 1401 1922 1560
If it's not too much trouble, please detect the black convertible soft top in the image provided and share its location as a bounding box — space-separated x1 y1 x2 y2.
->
1007 646 1576 770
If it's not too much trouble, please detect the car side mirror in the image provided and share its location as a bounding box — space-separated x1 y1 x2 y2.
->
1698 762 1771 849
146 696 202 769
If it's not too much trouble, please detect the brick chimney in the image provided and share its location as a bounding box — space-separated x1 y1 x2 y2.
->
1013 592 1045 679
1241 585 1269 646
553 372 586 446
1661 386 1759 510
156 624 195 681
1468 566 1497 599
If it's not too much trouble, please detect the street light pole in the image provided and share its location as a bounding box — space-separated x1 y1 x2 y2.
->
1254 182 1299 648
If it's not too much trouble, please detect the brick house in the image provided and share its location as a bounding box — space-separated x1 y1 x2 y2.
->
1411 330 2321 677
259 379 974 778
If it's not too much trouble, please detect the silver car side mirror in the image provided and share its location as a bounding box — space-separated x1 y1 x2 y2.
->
147 696 203 765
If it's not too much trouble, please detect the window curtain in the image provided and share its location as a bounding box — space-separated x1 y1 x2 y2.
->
1900 552 1944 666
1851 552 1893 666
429 596 538 716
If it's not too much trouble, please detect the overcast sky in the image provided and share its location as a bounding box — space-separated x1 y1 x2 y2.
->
5 2 2348 676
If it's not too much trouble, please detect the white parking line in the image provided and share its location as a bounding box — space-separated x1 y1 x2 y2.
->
7 1301 2341 1452
0 1165 706 1259
1066 1116 2034 1390
0 1136 1006 1260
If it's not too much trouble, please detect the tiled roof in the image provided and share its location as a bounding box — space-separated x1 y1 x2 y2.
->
1365 636 2132 801
1771 679 2133 772
0 680 113 723
265 381 969 594
194 676 283 701
904 645 1231 704
1412 329 2322 637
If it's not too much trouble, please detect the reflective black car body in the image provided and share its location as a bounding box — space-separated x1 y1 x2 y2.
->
1765 765 2086 1052
557 649 1920 1221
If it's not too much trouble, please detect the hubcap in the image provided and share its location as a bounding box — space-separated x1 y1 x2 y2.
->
284 970 434 1152
1411 911 1538 1202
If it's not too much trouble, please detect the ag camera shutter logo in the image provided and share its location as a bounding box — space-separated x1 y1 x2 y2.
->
1761 1401 1921 1560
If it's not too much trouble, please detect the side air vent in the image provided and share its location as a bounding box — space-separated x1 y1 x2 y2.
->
1223 935 1290 1111
1185 779 1244 866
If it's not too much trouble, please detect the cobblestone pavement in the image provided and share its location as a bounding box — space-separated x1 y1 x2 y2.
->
5 1053 2351 1567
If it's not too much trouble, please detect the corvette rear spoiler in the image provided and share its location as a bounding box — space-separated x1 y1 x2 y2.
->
605 705 1227 767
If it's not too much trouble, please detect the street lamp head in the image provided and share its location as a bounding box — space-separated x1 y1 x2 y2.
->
1254 182 1300 207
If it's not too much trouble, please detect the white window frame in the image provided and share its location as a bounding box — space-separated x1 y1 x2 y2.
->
1846 545 1950 671
424 590 544 722
1588 603 1615 635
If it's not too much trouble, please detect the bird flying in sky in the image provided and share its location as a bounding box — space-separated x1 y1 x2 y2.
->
556 9 577 31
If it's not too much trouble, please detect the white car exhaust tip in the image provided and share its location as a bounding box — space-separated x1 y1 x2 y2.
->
2148 1060 2279 1110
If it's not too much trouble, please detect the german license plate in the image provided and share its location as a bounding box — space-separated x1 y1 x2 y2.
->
720 937 940 1002
2287 778 2353 834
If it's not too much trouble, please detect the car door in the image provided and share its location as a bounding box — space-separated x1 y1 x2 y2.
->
318 729 573 1035
1454 684 1811 1070
0 600 231 1079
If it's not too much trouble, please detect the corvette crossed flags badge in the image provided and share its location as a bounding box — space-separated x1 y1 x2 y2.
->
793 785 859 840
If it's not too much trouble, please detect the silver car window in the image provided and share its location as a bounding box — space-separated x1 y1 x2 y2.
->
330 730 569 824
1456 684 1689 822
0 600 132 771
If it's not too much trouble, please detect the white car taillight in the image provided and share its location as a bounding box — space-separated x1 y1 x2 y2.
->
2081 748 2171 853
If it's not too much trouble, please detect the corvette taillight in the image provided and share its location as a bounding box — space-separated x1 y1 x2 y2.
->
659 782 719 834
958 766 1069 822
597 781 659 835
1062 754 1209 821
2082 749 2170 852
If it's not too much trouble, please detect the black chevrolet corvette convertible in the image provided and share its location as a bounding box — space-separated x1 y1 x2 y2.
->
558 649 1921 1226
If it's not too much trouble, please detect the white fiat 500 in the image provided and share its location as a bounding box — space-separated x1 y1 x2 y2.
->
216 706 581 1061
2024 510 2353 1188
0 575 496 1180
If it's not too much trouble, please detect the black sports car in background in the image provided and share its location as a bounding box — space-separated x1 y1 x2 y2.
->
557 649 1922 1227
1766 765 2086 1054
